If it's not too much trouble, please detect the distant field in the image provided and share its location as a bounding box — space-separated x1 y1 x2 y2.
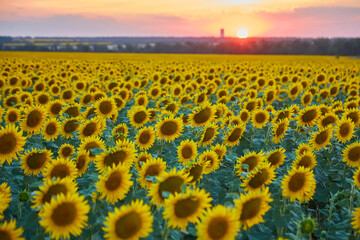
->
0 52 360 240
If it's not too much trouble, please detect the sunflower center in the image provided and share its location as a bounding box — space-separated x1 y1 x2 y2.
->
321 116 336 127
207 217 228 239
255 113 266 123
348 147 360 162
0 133 16 154
51 202 77 226
340 123 350 137
42 184 68 204
303 94 311 104
51 164 70 179
85 142 101 157
346 112 359 125
160 121 178 136
301 109 317 124
64 120 79 134
76 155 86 170
297 155 312 168
27 152 47 169
99 101 113 115
38 94 49 104
115 211 142 239
26 110 42 128
240 197 262 220
145 165 160 178
227 128 242 142
8 112 18 122
315 130 329 145
104 150 127 167
83 122 97 136
241 112 249 122
51 103 62 115
174 197 200 218
65 107 80 118
181 145 193 159
267 152 281 166
46 123 57 135
202 128 215 142
139 131 150 144
62 90 73 100
0 229 12 240
194 107 211 124
61 147 72 158
189 164 203 182
158 176 184 200
248 169 269 189
105 171 122 191
288 172 305 192
242 156 258 172
134 111 147 124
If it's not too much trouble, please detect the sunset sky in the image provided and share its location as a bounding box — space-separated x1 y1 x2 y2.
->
0 0 360 37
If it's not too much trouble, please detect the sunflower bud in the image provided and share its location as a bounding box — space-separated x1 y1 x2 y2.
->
300 217 316 235
18 190 30 202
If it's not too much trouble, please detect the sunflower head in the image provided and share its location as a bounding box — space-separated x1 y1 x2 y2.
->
0 125 26 165
342 142 360 168
177 139 198 165
156 116 183 142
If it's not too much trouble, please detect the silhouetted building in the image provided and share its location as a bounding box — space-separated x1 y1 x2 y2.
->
220 28 224 38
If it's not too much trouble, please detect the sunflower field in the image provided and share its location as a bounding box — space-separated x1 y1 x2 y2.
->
0 51 360 240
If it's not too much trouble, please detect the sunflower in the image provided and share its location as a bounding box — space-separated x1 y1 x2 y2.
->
0 219 25 240
58 143 75 159
128 106 149 128
43 158 78 181
79 136 105 160
116 138 137 152
97 164 133 204
189 102 214 127
47 100 64 117
288 83 302 100
148 169 191 206
265 147 286 169
103 199 153 240
0 125 26 165
264 88 276 104
273 107 293 123
61 104 81 118
281 166 316 202
234 187 273 230
344 108 360 127
35 92 51 105
309 126 333 150
60 117 80 139
112 123 129 142
342 142 360 168
318 112 338 128
297 106 320 127
199 150 220 174
42 118 60 141
234 151 265 177
196 205 240 240
78 117 105 139
335 117 355 143
95 97 116 119
199 123 219 146
138 157 167 189
177 139 198 165
156 116 183 142
134 151 153 172
60 89 75 102
20 148 53 176
74 150 90 177
95 146 135 174
296 143 313 156
39 193 90 240
211 143 227 162
135 94 149 107
4 108 21 125
292 151 317 170
81 93 93 106
271 118 289 144
239 109 251 124
351 207 360 233
241 162 276 192
184 161 205 185
251 109 269 129
32 178 78 209
301 91 313 106
4 95 19 108
0 182 11 219
21 105 47 133
163 188 212 230
135 126 156 150
224 124 245 147
353 167 360 190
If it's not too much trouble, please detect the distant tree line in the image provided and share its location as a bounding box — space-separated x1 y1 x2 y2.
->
1 36 359 56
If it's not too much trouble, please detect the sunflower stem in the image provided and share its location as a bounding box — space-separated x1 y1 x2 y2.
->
162 219 170 239
349 183 355 216
18 201 22 219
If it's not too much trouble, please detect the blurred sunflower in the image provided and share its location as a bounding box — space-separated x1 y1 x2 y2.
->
342 142 360 168
281 166 316 202
184 161 205 185
95 146 135 173
301 91 313 106
177 139 198 166
199 123 219 146
103 199 153 240
60 117 80 139
95 97 116 119
137 157 167 189
199 150 220 174
309 126 333 150
97 164 133 204
296 143 313 156
20 148 53 176
32 178 78 209
239 109 251 124
43 157 78 181
265 147 286 169
128 106 149 128
234 151 265 177
111 123 129 142
234 187 273 230
318 112 338 128
21 105 47 133
251 109 269 129
156 116 183 142
0 219 25 240
292 151 317 170
61 104 81 118
297 106 320 127
78 117 105 139
135 126 156 150
353 167 360 190
241 162 276 192
35 91 51 105
0 125 26 165
211 143 227 163
335 117 355 143
4 108 21 125
343 108 360 127
42 118 60 141
58 143 75 159
224 125 245 147
134 151 153 172
163 188 212 230
39 193 90 240
74 150 90 177
351 207 360 233
79 136 105 160
47 99 64 117
0 182 11 219
189 102 214 127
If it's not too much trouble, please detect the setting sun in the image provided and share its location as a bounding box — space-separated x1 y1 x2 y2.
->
237 28 249 38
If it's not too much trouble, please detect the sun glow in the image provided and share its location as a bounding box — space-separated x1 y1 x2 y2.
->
237 28 249 38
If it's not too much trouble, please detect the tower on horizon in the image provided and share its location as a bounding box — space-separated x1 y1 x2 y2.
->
220 28 224 38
